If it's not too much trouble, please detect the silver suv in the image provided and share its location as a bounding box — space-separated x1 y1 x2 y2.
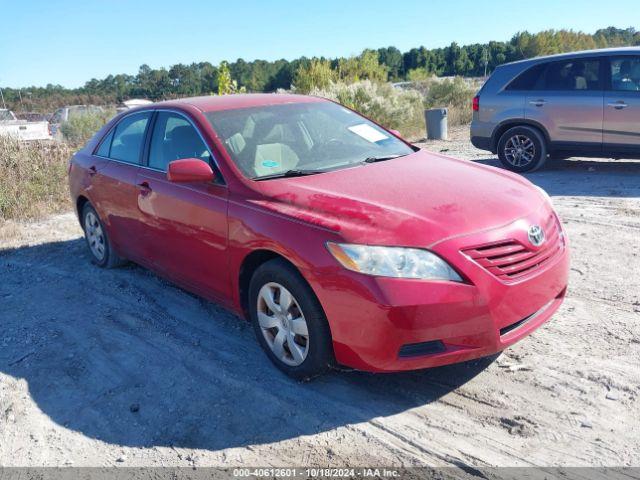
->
471 47 640 172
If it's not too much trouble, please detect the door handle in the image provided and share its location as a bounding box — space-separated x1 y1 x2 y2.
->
529 99 546 107
88 165 97 176
607 101 628 109
137 181 152 196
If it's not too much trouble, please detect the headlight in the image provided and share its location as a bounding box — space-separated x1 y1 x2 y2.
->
326 243 463 281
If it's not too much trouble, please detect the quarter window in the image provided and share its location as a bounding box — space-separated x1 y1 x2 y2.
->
109 112 151 164
95 129 114 157
506 64 546 91
609 56 640 91
148 112 211 171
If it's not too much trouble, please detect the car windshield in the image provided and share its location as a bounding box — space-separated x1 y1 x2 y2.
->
0 110 15 121
205 101 414 179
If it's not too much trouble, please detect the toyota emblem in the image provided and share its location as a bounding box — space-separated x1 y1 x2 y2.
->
527 225 545 247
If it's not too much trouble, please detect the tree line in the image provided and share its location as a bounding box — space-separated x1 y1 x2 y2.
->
2 26 638 112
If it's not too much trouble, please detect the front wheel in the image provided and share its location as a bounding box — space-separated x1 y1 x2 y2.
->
248 259 334 380
497 126 547 173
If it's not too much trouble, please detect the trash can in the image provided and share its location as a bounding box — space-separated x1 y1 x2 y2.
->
425 108 448 140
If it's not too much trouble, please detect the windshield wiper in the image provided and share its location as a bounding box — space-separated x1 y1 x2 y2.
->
253 169 327 181
362 154 405 163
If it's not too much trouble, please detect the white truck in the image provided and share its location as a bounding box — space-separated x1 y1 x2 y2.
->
0 109 51 141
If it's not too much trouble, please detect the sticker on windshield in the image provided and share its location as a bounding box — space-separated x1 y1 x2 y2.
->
261 160 279 168
348 123 388 143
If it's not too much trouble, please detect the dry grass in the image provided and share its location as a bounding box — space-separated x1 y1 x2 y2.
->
308 80 426 139
0 136 75 222
421 77 476 128
60 108 116 144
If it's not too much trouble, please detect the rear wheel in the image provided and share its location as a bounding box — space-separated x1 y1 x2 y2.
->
81 203 126 268
497 126 547 172
248 259 334 380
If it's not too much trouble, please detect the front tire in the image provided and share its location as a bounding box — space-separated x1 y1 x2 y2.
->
81 203 126 268
497 126 547 172
248 259 334 380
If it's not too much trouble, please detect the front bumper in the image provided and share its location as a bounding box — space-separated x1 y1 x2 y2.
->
310 210 570 372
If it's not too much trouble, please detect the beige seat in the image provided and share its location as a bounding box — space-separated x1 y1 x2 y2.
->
254 143 300 177
575 76 587 90
226 132 246 155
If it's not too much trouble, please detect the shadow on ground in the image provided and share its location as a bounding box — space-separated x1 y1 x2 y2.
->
1 238 498 451
474 156 640 198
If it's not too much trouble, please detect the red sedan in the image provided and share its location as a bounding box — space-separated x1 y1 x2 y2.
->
69 94 569 379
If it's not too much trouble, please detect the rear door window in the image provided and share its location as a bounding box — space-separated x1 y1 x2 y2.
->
541 58 602 91
148 112 211 171
609 56 640 91
109 112 151 164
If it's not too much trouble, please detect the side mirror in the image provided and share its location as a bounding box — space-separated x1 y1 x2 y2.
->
167 158 215 183
389 129 402 137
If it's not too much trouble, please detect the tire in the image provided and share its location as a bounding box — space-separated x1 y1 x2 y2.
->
81 203 126 268
248 258 334 380
497 126 547 173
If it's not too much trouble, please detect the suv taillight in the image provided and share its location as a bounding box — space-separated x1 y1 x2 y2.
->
472 95 480 112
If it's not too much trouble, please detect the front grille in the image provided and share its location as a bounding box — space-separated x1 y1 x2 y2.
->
461 214 564 282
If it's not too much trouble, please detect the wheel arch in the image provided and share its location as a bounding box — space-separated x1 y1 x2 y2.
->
491 119 550 153
76 195 90 224
238 249 309 321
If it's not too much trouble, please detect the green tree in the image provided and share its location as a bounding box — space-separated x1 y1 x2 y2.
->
337 50 387 83
406 68 432 82
217 61 245 95
293 59 335 93
377 46 403 80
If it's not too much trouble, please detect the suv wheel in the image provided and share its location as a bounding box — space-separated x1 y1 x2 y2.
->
497 126 547 172
248 258 334 380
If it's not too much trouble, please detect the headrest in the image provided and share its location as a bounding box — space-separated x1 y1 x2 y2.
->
226 133 246 155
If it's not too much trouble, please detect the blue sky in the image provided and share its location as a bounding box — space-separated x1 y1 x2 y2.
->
1 0 638 88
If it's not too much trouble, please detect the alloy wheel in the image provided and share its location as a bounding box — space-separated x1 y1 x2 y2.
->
504 134 536 168
257 282 310 366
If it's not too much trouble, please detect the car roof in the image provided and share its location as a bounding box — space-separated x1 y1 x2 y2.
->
504 46 640 67
155 93 326 113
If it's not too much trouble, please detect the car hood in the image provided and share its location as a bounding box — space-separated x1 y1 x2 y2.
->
249 149 547 247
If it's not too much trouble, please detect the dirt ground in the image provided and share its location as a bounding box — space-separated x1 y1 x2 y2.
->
1 126 639 468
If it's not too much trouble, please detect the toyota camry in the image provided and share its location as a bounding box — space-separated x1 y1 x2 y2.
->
69 94 569 379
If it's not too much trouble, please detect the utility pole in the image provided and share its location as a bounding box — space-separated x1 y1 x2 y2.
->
0 85 6 109
482 47 489 78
